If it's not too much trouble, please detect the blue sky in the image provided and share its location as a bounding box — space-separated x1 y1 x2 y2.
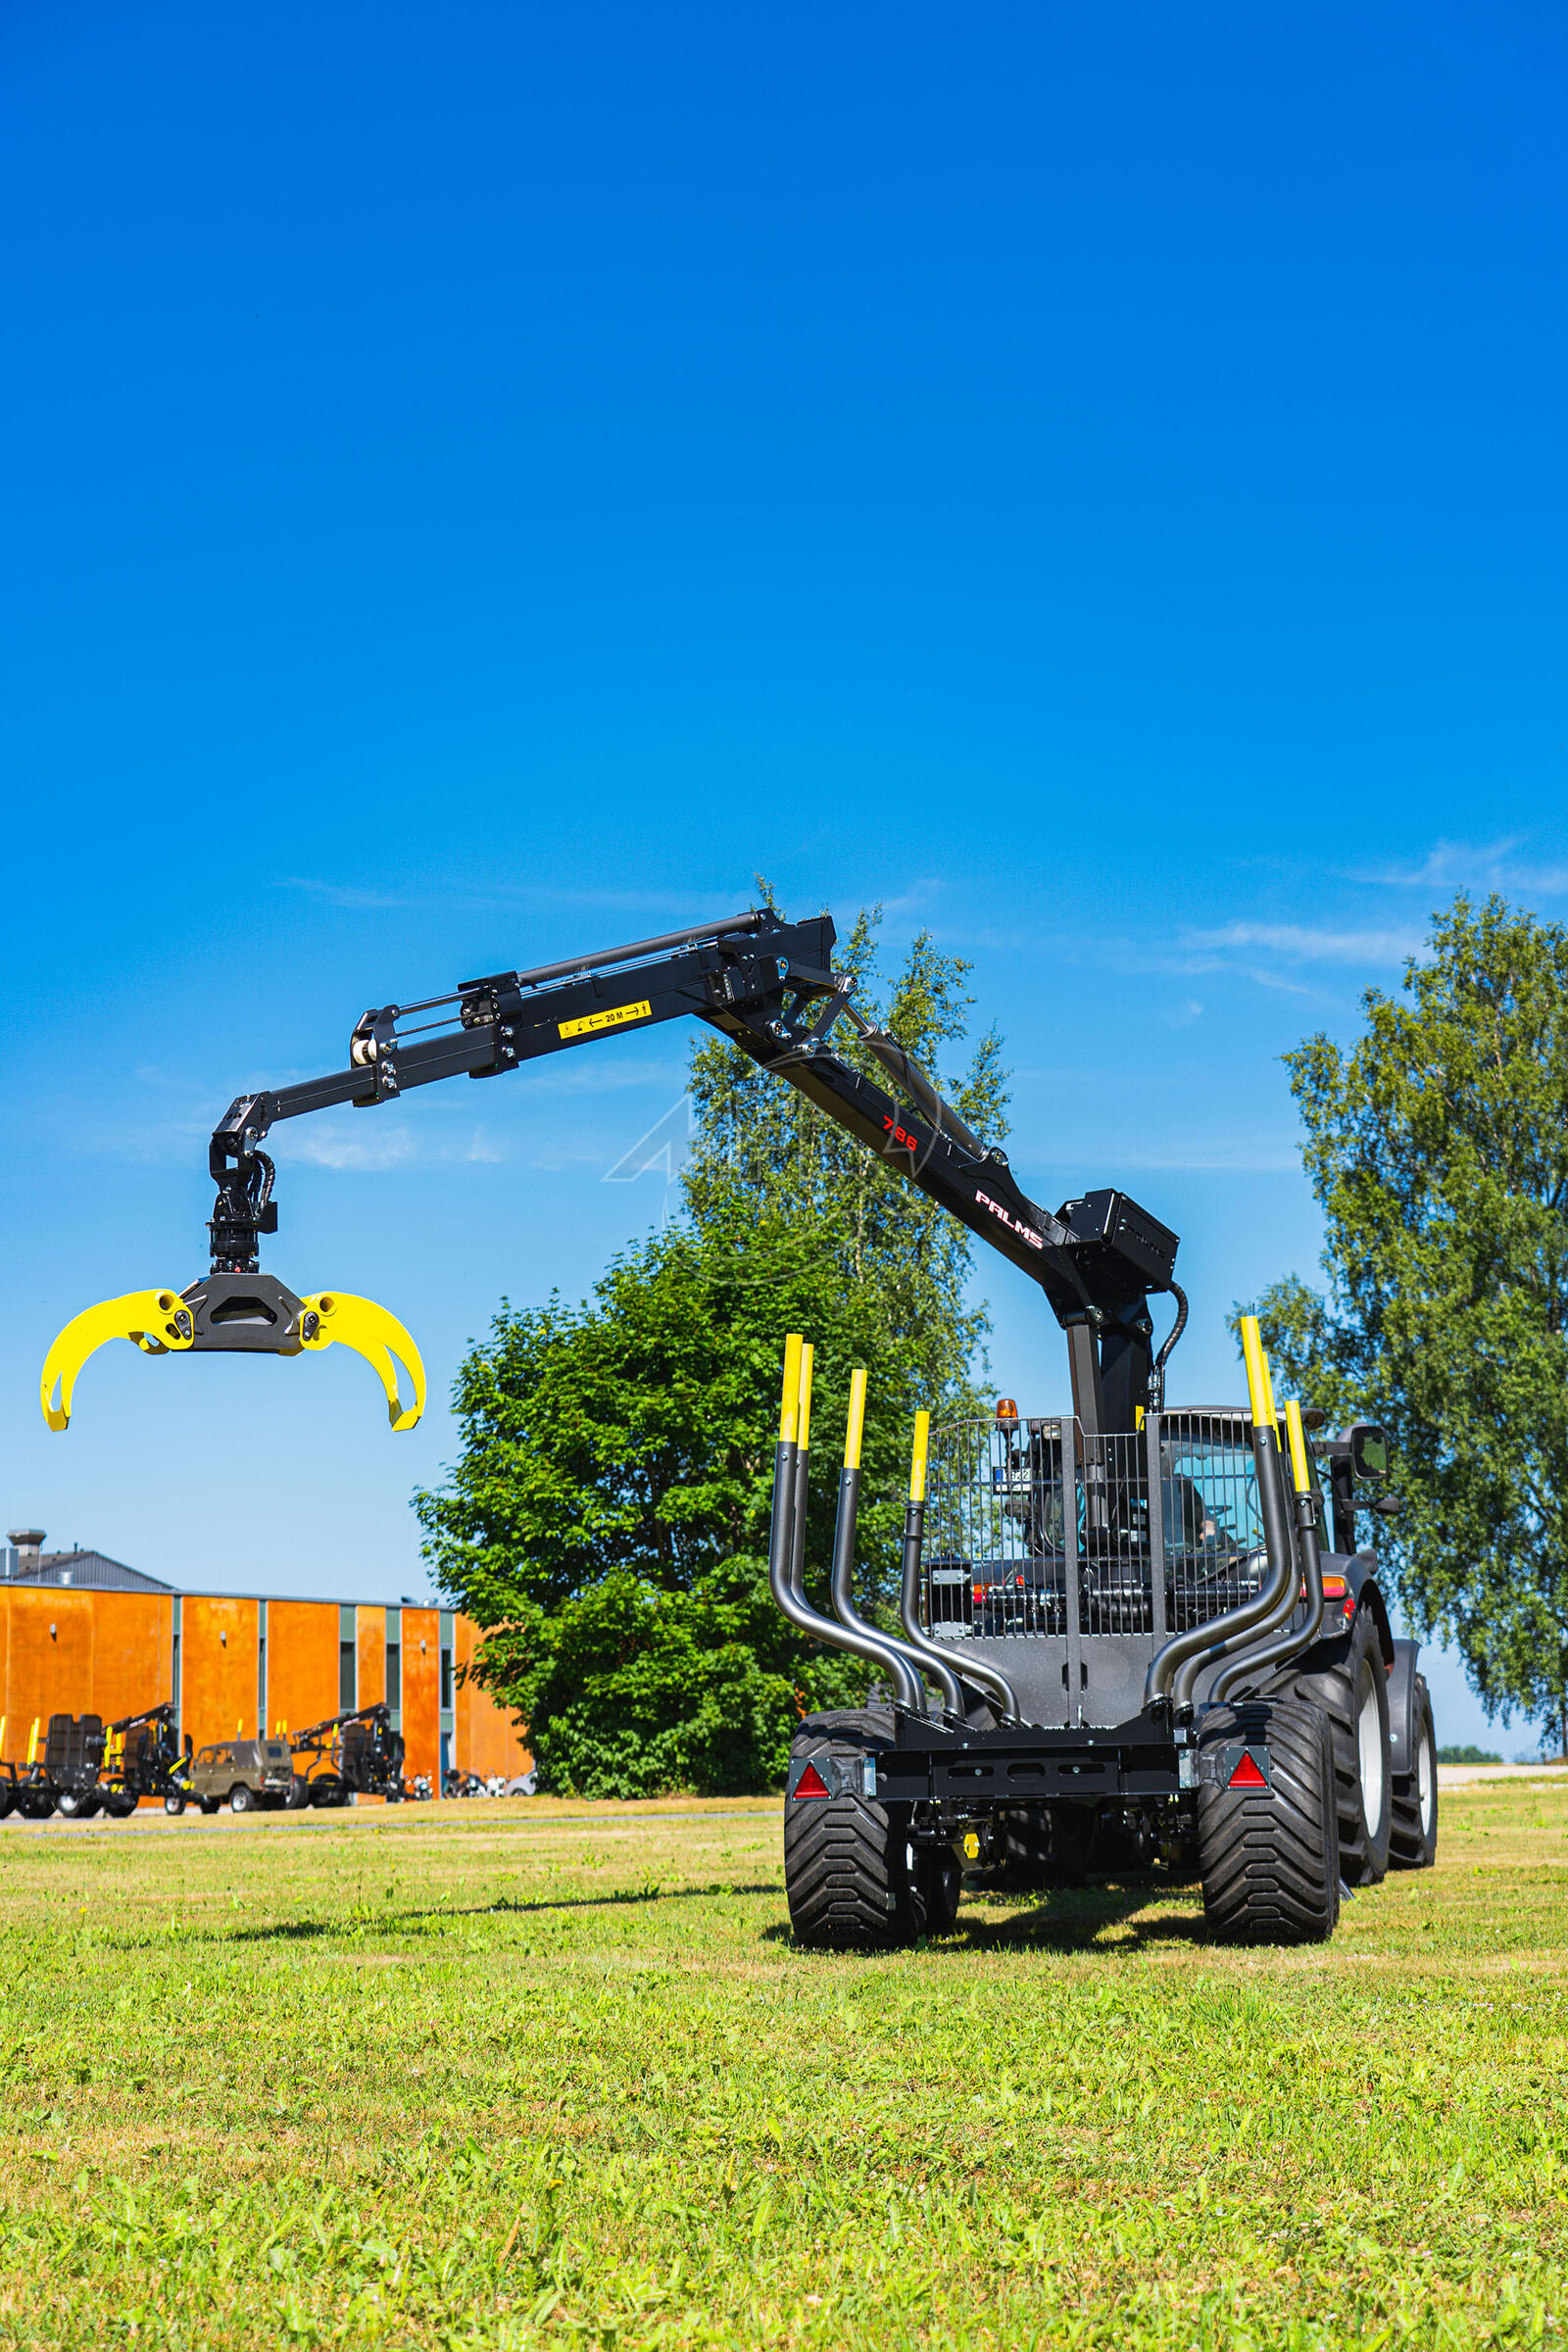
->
4 0 1566 1747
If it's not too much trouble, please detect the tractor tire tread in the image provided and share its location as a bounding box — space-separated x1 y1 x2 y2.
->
1264 1607 1391 1886
784 1714 931 1950
1198 1697 1341 1945
1389 1674 1439 1869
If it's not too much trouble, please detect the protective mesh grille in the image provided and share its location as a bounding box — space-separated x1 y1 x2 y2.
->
1157 1410 1268 1631
922 1416 1068 1639
920 1410 1268 1641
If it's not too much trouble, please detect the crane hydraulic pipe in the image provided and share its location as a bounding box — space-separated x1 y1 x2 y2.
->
896 1411 1021 1720
786 1342 815 1601
766 1342 927 1701
1209 1396 1327 1700
1145 1321 1290 1712
1167 1323 1301 1715
826 1372 926 1711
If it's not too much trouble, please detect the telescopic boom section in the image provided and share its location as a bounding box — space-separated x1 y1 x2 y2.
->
203 904 1180 1433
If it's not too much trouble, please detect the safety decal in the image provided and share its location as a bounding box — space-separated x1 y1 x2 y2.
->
558 999 653 1041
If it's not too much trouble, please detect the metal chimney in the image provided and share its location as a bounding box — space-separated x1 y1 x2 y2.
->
6 1531 44 1579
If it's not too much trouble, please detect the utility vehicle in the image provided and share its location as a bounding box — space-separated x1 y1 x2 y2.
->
185 1736 295 1814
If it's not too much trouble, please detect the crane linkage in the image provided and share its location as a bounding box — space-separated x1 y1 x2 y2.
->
40 904 1184 1437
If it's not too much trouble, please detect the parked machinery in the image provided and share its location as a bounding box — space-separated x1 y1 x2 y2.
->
102 1704 191 1816
286 1703 406 1808
0 1719 54 1820
0 1705 193 1820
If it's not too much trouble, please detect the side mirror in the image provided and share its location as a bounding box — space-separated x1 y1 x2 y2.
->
1348 1423 1391 1483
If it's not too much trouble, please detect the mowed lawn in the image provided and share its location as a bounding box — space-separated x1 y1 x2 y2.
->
0 1782 1563 2349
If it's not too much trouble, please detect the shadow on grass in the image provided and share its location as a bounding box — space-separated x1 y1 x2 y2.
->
760 1875 1209 1955
230 1882 784 1942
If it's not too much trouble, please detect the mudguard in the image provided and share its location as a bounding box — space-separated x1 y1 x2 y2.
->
299 1292 425 1431
1387 1638 1423 1783
39 1289 195 1431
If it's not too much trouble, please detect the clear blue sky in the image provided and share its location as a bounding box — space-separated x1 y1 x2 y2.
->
4 1 1566 1748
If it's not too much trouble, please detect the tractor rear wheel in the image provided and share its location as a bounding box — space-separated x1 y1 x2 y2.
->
1266 1605 1392 1886
1389 1673 1439 1870
784 1710 940 1948
1197 1697 1340 1945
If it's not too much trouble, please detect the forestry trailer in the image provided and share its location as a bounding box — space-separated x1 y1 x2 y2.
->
37 903 1438 1939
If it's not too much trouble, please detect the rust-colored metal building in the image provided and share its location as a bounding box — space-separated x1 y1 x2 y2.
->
0 1536 527 1790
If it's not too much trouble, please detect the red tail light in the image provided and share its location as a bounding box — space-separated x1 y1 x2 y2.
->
1228 1750 1267 1789
792 1763 830 1799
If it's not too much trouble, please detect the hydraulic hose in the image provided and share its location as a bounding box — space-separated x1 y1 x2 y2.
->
828 1371 926 1711
897 1411 1022 1720
788 1345 815 1604
1145 1320 1296 1716
765 1342 929 1707
1167 1323 1298 1715
1208 1397 1326 1700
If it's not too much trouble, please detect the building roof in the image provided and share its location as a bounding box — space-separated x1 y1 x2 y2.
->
10 1549 177 1593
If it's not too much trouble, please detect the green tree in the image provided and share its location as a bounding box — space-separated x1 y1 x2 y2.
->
416 902 1011 1795
1249 895 1568 1755
684 900 1010 1412
414 1206 944 1795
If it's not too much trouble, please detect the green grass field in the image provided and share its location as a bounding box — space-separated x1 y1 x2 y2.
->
0 1779 1563 2349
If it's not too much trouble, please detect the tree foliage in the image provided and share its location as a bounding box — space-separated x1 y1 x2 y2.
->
1250 895 1568 1750
684 899 1010 1413
414 905 1010 1796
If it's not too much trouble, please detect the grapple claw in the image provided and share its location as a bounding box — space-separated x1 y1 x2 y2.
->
299 1292 425 1431
40 1289 194 1431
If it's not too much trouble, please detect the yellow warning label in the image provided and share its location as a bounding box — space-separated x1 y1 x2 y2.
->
558 999 653 1041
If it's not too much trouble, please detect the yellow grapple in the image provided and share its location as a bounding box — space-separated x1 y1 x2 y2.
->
40 1273 423 1433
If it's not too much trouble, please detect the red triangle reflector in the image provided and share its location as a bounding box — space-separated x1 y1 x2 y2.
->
1229 1749 1267 1789
793 1763 830 1799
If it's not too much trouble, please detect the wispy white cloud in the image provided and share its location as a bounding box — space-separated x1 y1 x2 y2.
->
280 877 418 910
1347 837 1568 898
274 1122 503 1172
1179 921 1423 965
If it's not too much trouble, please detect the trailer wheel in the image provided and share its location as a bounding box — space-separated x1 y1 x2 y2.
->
1389 1674 1439 1870
285 1775 310 1810
56 1789 100 1820
0 1787 15 1821
164 1793 185 1817
1266 1605 1392 1886
103 1792 137 1820
919 1847 962 1933
784 1710 931 1948
1197 1697 1341 1945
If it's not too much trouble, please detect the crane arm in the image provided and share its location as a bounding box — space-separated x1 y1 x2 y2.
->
47 905 1181 1435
